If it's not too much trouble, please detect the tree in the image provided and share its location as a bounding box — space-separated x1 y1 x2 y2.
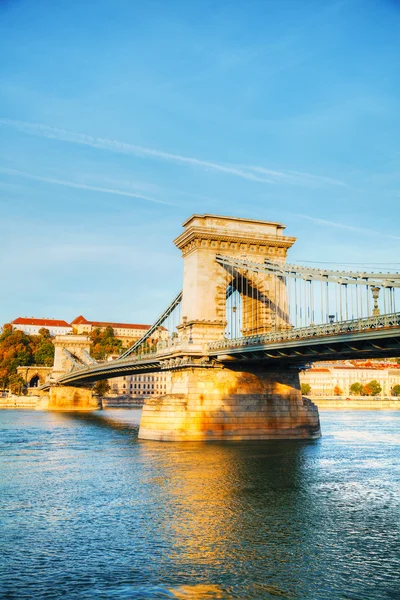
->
333 385 343 396
392 384 400 397
367 380 382 397
0 325 34 388
350 382 363 395
301 383 311 395
93 379 111 396
34 340 55 366
0 323 55 388
38 328 51 339
8 374 26 395
90 327 122 360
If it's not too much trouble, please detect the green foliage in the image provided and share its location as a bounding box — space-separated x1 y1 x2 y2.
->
93 379 111 396
392 384 400 397
0 325 55 389
8 373 26 394
359 380 382 396
301 383 311 395
38 327 51 339
350 382 363 395
34 338 55 366
89 327 122 360
365 380 382 396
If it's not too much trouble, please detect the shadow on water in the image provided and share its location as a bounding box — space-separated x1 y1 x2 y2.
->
53 409 141 439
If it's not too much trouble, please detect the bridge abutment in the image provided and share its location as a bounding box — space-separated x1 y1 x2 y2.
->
138 365 321 441
48 386 101 411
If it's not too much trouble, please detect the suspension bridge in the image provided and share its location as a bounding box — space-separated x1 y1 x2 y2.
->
43 214 400 441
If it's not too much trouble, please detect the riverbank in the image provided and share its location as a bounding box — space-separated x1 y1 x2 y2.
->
0 395 40 409
312 397 400 409
0 395 143 410
1 395 398 411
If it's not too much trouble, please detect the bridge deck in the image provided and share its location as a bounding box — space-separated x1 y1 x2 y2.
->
40 313 400 389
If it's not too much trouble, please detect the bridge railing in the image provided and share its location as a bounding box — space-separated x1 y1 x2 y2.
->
64 340 186 377
208 312 400 351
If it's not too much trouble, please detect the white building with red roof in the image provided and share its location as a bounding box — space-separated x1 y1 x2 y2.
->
300 361 400 397
12 317 72 337
70 315 167 345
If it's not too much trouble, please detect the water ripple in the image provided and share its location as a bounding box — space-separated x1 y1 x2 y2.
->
0 409 399 599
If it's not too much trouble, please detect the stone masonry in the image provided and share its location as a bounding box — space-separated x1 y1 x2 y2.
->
139 214 321 441
139 364 320 441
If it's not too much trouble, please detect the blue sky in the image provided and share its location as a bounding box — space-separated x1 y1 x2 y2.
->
1 0 399 325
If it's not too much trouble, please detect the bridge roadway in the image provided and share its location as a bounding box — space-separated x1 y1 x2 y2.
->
42 312 400 389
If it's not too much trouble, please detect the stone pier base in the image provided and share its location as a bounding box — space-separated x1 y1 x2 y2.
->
139 366 321 441
48 386 101 411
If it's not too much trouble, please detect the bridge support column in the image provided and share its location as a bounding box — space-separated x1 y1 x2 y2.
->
48 386 101 411
139 365 320 441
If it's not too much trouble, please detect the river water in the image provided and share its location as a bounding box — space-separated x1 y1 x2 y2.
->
0 409 399 600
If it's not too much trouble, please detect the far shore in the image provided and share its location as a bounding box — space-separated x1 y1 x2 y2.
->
311 396 400 409
0 394 399 411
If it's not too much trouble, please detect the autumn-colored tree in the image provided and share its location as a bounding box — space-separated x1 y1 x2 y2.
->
90 327 122 360
301 383 311 395
366 380 382 397
0 325 34 388
0 324 55 389
333 385 343 396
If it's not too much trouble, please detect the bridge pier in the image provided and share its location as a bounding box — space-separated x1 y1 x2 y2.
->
48 386 101 411
138 365 321 441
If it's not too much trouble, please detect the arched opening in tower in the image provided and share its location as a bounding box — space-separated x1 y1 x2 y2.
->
29 374 40 388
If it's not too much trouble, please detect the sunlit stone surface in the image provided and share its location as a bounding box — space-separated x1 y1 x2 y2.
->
139 366 320 441
48 386 100 411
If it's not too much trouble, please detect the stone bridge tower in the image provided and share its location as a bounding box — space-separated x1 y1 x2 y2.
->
49 334 99 411
174 214 296 344
139 215 320 442
52 334 92 379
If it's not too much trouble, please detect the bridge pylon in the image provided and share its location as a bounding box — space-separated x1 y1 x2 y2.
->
139 214 321 441
47 335 100 410
173 214 295 345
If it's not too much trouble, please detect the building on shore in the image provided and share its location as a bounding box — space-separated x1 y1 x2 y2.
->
107 350 172 403
109 372 172 404
12 317 72 337
300 360 400 397
11 314 167 347
70 315 157 346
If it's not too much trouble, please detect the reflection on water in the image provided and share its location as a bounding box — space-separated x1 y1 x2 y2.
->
0 409 399 599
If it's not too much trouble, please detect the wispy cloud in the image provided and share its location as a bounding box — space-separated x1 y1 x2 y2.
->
0 118 269 183
0 166 173 205
0 118 348 188
247 166 348 188
293 213 400 241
